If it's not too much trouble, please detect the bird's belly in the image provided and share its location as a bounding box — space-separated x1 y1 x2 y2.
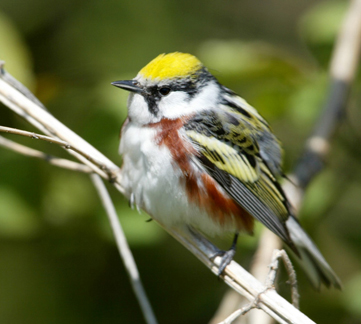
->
119 123 236 236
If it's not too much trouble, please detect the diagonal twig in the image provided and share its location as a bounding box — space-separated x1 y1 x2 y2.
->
0 126 103 172
91 174 158 324
0 135 92 173
266 249 299 309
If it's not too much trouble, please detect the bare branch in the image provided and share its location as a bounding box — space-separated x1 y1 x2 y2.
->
167 226 315 324
216 298 260 324
91 174 158 324
266 250 299 309
0 60 46 109
0 125 108 170
330 0 361 83
295 0 361 190
0 135 92 173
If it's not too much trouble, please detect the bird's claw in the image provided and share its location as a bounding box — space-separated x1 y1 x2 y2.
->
210 248 236 276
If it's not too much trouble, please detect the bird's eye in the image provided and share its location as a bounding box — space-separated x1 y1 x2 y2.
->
158 87 171 96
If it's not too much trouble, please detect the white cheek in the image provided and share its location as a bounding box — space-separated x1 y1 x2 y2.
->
159 81 221 119
127 93 159 125
191 81 220 109
159 92 190 119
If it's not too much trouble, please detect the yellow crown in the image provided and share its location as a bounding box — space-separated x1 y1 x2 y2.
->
139 52 203 81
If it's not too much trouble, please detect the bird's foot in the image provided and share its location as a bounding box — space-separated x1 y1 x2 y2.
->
210 247 236 276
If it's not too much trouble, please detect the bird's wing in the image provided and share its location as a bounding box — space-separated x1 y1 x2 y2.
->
221 87 283 175
184 108 293 245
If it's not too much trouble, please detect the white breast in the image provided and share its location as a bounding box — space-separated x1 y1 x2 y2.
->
120 121 182 218
119 121 236 236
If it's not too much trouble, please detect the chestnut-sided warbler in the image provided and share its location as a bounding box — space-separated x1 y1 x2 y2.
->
112 52 341 289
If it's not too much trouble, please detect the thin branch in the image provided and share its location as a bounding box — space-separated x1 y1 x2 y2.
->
0 60 46 109
217 299 259 324
266 249 299 309
168 226 315 324
0 66 316 324
0 125 117 181
91 174 158 324
216 249 299 324
294 0 361 190
0 135 92 173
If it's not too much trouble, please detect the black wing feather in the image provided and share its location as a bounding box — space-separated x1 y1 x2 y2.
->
203 159 293 245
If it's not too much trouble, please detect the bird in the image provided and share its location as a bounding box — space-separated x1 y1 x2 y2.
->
112 52 341 289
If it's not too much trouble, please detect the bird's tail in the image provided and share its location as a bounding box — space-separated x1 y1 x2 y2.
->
285 216 342 290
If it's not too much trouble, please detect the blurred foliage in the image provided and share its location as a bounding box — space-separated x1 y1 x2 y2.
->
0 0 360 323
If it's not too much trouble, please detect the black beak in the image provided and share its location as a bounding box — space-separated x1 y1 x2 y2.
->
111 80 144 94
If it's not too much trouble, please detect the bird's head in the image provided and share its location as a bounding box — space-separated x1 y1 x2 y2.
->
112 52 220 125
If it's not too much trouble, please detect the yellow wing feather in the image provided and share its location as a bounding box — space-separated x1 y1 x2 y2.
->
186 130 259 183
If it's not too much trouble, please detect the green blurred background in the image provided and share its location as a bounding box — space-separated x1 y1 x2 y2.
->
0 0 361 323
